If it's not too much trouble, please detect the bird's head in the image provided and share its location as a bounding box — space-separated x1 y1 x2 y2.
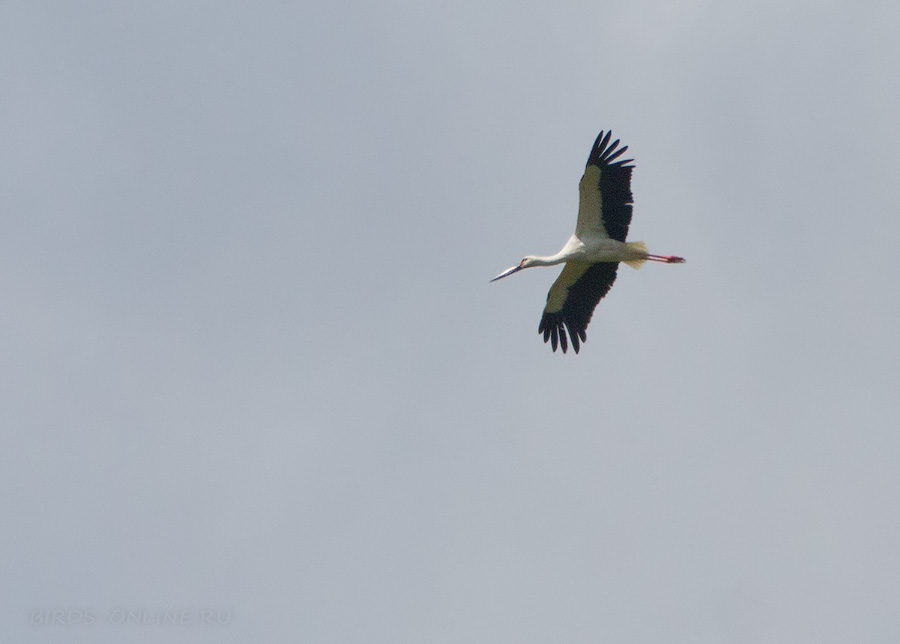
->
490 257 536 282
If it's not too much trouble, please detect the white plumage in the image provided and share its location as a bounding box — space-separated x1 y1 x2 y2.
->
491 130 684 353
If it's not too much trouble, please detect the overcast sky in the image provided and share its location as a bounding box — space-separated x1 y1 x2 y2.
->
3 1 900 642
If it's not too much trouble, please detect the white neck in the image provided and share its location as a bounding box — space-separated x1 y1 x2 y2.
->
527 251 570 267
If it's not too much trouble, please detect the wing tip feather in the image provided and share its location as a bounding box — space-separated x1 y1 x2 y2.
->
587 130 635 169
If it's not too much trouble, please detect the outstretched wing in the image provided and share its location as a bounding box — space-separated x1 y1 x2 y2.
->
538 261 619 353
575 131 635 242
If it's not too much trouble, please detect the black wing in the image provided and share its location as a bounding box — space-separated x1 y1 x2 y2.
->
538 261 619 353
579 131 635 242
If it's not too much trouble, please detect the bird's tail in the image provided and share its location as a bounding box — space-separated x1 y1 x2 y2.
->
623 241 648 269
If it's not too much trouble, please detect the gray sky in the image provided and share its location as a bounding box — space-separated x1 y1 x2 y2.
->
3 1 900 642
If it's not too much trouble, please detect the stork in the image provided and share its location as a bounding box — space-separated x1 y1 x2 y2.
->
491 130 684 353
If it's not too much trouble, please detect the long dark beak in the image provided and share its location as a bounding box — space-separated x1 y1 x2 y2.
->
490 264 524 282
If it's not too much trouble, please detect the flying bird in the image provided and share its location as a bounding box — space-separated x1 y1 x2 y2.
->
491 130 684 354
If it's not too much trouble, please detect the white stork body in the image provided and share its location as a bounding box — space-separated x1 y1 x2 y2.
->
492 131 684 354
